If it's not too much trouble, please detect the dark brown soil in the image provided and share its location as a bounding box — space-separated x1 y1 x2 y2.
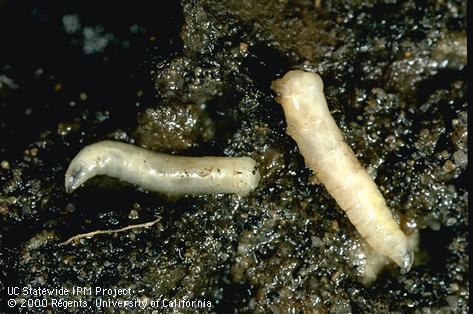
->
1 0 467 312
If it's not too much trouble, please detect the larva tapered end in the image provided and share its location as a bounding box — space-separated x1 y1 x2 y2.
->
65 162 85 193
65 141 113 193
399 248 414 274
65 148 98 193
399 231 419 274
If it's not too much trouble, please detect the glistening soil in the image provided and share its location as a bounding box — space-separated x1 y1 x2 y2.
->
0 0 467 313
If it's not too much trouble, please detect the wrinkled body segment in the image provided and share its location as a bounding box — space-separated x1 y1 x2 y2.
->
65 141 260 196
271 70 413 273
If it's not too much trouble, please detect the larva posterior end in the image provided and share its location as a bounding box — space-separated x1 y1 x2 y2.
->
235 160 261 197
271 70 305 96
270 80 285 97
271 70 323 97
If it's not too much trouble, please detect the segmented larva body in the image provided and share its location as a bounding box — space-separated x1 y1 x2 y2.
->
65 140 260 196
271 70 413 273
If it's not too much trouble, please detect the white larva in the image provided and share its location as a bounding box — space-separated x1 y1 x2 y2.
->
65 140 261 196
271 70 413 273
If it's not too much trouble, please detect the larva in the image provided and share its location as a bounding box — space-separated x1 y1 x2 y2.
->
65 140 261 196
271 70 413 273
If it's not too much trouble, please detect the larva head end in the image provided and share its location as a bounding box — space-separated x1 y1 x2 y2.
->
65 168 80 193
64 161 89 193
399 248 414 274
64 143 107 193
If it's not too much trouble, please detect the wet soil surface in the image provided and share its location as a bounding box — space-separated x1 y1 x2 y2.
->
0 0 468 313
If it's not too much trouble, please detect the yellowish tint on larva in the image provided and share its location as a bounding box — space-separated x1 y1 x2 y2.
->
271 70 413 274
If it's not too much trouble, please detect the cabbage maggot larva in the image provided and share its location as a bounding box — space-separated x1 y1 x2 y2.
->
271 70 413 273
65 140 261 197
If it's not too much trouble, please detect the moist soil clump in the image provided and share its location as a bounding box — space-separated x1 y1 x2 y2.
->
1 0 467 312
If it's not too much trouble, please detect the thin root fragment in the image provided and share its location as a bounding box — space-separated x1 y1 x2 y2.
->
60 217 161 246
